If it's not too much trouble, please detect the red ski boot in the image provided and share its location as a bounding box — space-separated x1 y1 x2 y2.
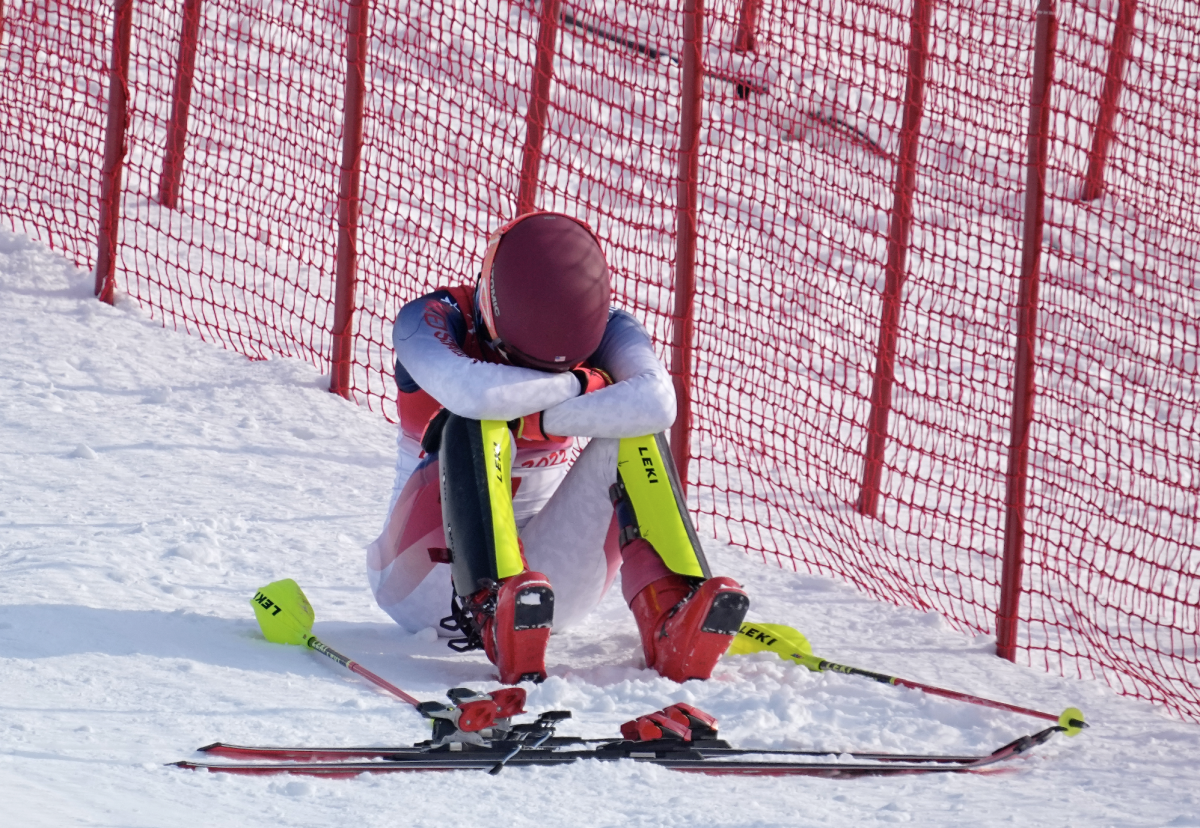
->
455 570 554 685
629 572 749 683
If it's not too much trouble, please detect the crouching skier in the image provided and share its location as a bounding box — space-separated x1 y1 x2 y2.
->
366 212 749 684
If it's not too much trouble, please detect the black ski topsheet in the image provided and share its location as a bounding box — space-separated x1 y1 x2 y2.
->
174 727 1060 778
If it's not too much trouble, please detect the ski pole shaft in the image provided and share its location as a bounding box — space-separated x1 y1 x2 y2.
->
888 675 1059 722
305 635 421 708
729 621 1085 732
806 655 1060 723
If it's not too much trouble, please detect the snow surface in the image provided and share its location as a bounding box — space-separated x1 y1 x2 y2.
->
3 230 1199 826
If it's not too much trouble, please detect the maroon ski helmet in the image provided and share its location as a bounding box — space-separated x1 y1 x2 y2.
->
477 212 611 372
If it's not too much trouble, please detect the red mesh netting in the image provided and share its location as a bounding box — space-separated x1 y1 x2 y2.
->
114 1 346 361
0 0 1196 720
1029 1 1200 715
691 0 1035 643
0 3 108 263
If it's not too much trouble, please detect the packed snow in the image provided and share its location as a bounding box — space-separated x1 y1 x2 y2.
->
3 230 1199 826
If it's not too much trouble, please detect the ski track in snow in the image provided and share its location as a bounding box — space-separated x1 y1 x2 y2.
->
2 230 1199 826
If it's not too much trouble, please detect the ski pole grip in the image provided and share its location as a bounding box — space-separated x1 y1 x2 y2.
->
307 636 351 668
819 660 896 685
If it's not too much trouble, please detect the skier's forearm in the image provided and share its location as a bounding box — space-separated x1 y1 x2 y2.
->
538 307 676 437
404 351 579 420
393 298 580 419
541 371 676 437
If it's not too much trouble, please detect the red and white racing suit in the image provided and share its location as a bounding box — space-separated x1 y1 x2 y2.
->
367 286 676 632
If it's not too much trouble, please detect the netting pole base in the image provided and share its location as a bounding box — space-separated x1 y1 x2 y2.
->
856 0 934 518
94 0 134 305
158 0 204 210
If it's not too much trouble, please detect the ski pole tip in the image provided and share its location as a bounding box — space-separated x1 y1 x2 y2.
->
1058 707 1087 736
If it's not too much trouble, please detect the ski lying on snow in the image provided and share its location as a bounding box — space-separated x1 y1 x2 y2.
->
195 738 992 765
174 726 1060 778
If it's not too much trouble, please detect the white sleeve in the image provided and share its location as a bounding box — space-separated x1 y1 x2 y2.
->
393 294 580 421
541 310 677 438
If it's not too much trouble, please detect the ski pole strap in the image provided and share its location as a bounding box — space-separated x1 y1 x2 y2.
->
306 636 422 708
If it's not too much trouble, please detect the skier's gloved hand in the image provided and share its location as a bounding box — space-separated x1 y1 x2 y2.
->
508 412 564 442
571 366 613 396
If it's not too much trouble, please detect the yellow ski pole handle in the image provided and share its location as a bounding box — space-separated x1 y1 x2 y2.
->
251 579 314 645
727 622 816 663
726 622 1087 735
251 578 421 709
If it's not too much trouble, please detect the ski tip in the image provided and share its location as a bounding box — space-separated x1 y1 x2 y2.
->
196 743 223 753
1057 707 1087 737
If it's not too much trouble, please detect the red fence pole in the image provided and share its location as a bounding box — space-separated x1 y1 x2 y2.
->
158 0 203 209
516 0 561 215
733 0 762 53
997 0 1058 662
669 0 705 495
329 0 369 399
1081 0 1137 201
94 0 134 304
856 0 934 517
